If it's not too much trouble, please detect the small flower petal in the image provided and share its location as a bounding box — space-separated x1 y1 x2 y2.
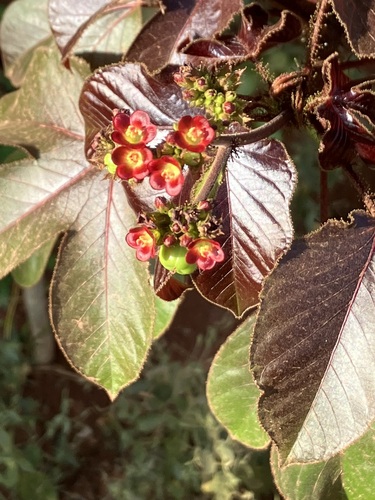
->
186 238 224 270
112 146 152 180
148 155 184 196
126 227 156 261
112 109 157 147
174 115 215 153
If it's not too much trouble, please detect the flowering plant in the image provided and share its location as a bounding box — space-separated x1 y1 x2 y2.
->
1 0 375 497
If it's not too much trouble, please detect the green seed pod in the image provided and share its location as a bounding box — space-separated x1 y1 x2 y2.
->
159 245 197 275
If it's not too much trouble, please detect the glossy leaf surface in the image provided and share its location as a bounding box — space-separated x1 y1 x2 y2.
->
127 0 243 72
207 314 269 448
194 140 296 317
251 211 375 464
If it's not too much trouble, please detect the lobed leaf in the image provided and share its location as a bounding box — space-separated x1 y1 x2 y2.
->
0 0 52 86
0 47 92 277
251 211 375 464
48 0 144 62
207 314 269 449
126 0 243 72
271 446 346 500
51 175 155 400
153 295 181 340
12 237 56 288
194 140 296 317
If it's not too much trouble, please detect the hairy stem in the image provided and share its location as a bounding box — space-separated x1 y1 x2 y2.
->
213 110 292 147
192 146 231 203
308 0 330 67
345 164 375 217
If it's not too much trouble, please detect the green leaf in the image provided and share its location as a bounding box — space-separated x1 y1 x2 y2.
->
12 238 56 287
342 421 375 499
251 211 375 464
207 314 269 448
271 446 347 500
0 47 91 278
153 296 181 340
50 176 155 400
0 0 52 86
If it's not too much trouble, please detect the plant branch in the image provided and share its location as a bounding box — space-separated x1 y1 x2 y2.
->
308 0 330 67
344 164 375 217
192 146 231 203
212 110 292 147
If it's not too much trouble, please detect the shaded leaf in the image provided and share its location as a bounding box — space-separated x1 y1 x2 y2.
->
342 421 375 499
331 0 375 58
153 295 181 340
271 446 347 500
207 314 269 448
0 0 52 86
0 47 92 278
251 211 375 464
194 140 296 317
48 0 144 63
12 237 56 288
126 0 243 72
51 176 154 400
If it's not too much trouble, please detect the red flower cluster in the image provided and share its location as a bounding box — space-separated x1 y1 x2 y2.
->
101 110 215 197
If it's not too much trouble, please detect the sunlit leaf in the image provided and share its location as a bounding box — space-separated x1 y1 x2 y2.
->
48 0 144 63
331 0 375 57
51 176 155 400
194 140 296 317
0 47 91 278
207 314 269 448
127 0 243 72
271 446 346 500
251 211 375 464
0 0 52 86
342 421 375 499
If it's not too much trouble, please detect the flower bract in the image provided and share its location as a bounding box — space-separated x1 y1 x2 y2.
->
126 227 156 261
173 115 215 153
148 155 184 196
112 110 157 148
186 238 224 270
111 146 152 180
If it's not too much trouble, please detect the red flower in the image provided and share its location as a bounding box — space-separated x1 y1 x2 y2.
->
148 156 184 196
173 115 215 153
111 146 152 180
112 110 157 148
126 227 156 261
186 238 224 271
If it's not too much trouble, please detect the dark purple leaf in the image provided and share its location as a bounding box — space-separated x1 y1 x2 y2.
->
194 140 296 317
127 0 243 72
79 63 195 158
48 0 144 62
331 0 375 58
251 211 375 464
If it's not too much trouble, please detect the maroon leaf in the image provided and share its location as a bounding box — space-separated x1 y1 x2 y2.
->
331 0 375 58
127 0 243 72
194 140 296 317
309 54 375 169
48 0 144 62
79 63 194 158
251 211 375 464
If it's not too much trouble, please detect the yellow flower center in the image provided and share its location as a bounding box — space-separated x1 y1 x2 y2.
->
186 127 203 144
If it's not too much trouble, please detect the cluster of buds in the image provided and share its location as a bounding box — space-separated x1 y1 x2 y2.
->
126 198 225 274
174 65 247 126
91 109 215 196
